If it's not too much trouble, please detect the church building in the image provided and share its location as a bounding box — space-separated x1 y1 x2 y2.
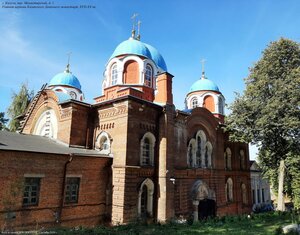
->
0 24 252 230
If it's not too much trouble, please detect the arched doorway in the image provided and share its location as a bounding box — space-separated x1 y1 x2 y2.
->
191 180 216 221
138 178 154 218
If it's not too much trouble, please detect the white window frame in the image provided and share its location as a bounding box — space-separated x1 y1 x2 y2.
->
95 131 111 155
140 132 155 166
138 178 154 217
111 63 118 85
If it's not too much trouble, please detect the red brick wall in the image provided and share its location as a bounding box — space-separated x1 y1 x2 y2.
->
0 151 112 230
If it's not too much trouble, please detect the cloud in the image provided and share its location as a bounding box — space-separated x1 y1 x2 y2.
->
0 11 60 72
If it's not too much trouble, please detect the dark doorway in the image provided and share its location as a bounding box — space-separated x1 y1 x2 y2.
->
140 185 148 217
198 199 216 220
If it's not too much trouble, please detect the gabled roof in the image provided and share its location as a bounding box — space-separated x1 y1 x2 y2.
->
0 131 110 158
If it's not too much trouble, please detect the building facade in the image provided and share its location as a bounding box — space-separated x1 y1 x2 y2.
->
0 30 252 230
250 161 272 211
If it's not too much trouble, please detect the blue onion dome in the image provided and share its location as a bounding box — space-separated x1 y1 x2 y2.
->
144 43 167 71
110 38 151 60
109 37 168 71
48 64 81 90
190 74 219 92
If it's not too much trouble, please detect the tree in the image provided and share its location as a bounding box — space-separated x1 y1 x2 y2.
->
7 83 34 132
225 38 300 209
0 112 9 130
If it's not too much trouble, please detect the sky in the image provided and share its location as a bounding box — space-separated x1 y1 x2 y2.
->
1 0 300 159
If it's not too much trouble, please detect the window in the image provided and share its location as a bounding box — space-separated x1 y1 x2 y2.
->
65 177 80 204
188 144 193 167
187 139 196 168
205 142 213 168
252 189 256 204
225 178 233 202
69 91 77 100
196 136 202 166
145 64 153 87
140 132 155 166
188 130 213 169
33 109 58 139
23 178 41 206
240 150 246 170
241 183 247 204
95 131 111 155
262 188 265 203
142 138 151 165
191 97 198 108
257 189 260 203
111 64 118 85
218 97 224 114
224 148 232 170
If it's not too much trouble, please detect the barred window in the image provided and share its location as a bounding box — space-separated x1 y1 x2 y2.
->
65 177 80 204
23 178 41 206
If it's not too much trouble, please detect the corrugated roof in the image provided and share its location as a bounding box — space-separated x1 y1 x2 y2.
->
0 131 110 157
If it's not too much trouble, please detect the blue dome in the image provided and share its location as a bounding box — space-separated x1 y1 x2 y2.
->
143 43 167 71
110 38 167 71
110 38 151 60
190 78 219 92
49 71 81 90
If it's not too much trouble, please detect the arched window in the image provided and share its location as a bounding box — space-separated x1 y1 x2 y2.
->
240 149 246 170
188 130 212 169
241 183 247 204
145 64 153 87
138 178 154 218
95 132 111 155
191 97 198 108
196 136 202 166
69 91 77 100
140 132 155 166
205 141 213 168
224 147 232 170
33 109 58 139
225 178 233 202
187 139 196 168
111 64 118 85
218 97 224 114
195 130 207 168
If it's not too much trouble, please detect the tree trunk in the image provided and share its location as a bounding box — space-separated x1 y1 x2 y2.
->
277 160 285 211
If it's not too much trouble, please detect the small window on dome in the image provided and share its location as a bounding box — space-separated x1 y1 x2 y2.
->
145 65 153 87
191 97 198 108
69 91 77 100
111 64 118 85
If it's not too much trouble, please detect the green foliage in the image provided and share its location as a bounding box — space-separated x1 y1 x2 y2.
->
49 212 296 235
7 82 34 132
0 112 8 130
225 38 300 205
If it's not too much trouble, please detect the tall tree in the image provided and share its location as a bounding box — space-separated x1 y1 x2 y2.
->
0 112 9 130
7 83 34 132
225 38 300 209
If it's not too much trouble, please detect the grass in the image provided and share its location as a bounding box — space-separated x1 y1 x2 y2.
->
51 211 299 235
